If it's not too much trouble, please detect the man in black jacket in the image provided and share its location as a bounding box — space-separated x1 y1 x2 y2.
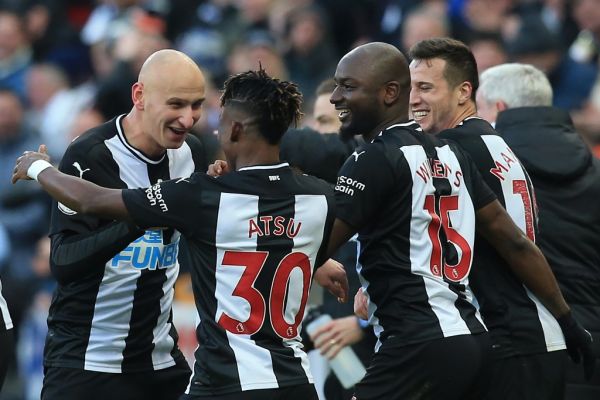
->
477 62 600 399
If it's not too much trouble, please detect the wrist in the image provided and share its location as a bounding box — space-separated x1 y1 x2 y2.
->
27 160 53 181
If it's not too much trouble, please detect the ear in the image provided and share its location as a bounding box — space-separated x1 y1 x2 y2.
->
382 81 400 106
457 81 473 105
132 82 144 110
496 100 508 112
230 121 243 143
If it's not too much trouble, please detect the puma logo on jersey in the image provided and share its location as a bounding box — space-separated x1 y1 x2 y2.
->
72 162 90 178
351 151 366 161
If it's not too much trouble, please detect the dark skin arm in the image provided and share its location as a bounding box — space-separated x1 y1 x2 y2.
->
12 146 131 222
475 199 570 318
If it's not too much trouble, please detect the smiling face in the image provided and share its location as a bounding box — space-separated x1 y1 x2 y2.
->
409 58 463 134
330 54 384 140
312 93 341 134
140 67 206 151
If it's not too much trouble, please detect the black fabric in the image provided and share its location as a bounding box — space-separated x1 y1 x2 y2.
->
0 328 13 394
484 350 567 400
353 333 491 400
180 383 318 400
41 360 191 400
50 221 143 285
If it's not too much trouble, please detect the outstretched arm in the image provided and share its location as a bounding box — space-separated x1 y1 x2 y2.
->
12 146 130 222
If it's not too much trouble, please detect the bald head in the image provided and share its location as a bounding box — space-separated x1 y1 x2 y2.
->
341 42 411 95
139 49 205 89
332 42 411 140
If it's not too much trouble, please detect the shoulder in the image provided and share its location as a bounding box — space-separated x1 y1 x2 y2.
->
184 133 204 153
60 118 118 168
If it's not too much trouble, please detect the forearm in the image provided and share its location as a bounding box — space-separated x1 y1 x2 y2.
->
38 167 129 221
476 202 570 318
51 221 144 284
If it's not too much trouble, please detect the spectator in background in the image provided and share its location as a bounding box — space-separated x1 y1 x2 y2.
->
570 0 600 154
0 9 33 101
503 12 597 112
25 63 96 160
477 63 600 399
468 33 508 73
311 78 342 134
0 88 49 341
400 3 449 54
284 5 337 108
92 6 169 119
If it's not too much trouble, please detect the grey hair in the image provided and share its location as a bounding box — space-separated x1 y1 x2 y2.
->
478 63 553 108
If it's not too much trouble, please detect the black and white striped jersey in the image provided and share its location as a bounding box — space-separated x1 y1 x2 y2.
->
122 163 335 396
45 115 207 373
438 117 565 357
0 279 12 331
335 121 494 350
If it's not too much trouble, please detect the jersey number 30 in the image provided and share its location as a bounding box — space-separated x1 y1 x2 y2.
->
218 250 311 339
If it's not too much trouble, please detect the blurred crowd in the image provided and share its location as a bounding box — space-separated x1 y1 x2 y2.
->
0 0 599 399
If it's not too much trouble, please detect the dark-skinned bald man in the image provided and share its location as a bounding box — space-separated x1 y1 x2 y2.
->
40 49 209 400
327 42 591 399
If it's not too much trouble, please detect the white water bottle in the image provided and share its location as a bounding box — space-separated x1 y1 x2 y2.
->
305 313 367 388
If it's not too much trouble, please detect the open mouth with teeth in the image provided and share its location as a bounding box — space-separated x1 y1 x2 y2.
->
168 127 187 135
412 111 429 121
338 109 350 122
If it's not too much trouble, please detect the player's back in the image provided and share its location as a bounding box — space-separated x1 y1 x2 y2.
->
123 162 335 395
437 117 565 357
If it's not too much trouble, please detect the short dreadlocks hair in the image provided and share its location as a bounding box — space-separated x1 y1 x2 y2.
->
220 68 303 145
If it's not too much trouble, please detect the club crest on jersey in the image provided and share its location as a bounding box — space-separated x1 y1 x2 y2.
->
248 215 301 239
111 230 179 270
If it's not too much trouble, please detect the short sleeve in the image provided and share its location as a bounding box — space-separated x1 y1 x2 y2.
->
334 145 395 229
460 150 497 210
122 176 200 234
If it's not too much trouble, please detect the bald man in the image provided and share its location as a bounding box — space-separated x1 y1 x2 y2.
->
327 42 590 400
40 49 208 400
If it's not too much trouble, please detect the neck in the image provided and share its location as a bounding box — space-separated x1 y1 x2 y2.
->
235 144 281 170
365 112 410 141
446 101 477 132
122 111 166 158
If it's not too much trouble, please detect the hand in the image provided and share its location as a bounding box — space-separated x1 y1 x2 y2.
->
354 288 368 320
557 311 595 380
310 316 364 359
207 160 230 177
314 259 348 303
12 145 50 184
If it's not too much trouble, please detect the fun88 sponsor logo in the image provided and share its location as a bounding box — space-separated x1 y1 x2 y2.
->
111 230 179 270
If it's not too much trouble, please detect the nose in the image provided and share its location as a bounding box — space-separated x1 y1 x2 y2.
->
408 88 419 107
330 86 341 105
180 106 200 129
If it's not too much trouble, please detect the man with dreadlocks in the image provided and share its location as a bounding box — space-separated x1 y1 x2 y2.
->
12 68 347 400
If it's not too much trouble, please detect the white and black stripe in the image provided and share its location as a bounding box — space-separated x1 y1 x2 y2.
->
46 115 206 372
122 163 335 396
438 117 565 356
0 280 12 331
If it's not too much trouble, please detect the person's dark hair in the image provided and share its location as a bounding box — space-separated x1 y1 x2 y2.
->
315 78 336 97
221 68 303 144
409 37 479 101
